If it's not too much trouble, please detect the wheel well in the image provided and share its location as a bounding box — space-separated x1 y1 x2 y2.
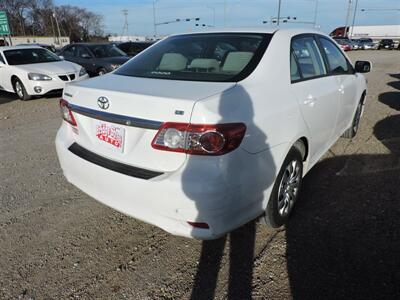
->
11 75 19 86
294 137 308 162
360 90 366 104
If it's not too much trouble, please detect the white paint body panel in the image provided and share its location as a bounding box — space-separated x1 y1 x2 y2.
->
55 28 367 239
0 46 88 96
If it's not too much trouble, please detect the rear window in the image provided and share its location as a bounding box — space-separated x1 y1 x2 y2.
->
115 33 272 82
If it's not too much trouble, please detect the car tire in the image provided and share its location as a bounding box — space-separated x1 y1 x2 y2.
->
342 100 363 139
97 68 107 76
263 146 303 228
13 78 31 101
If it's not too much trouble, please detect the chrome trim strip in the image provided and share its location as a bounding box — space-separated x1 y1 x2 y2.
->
68 103 162 130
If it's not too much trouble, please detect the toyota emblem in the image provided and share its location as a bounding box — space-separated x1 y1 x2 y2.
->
97 96 109 110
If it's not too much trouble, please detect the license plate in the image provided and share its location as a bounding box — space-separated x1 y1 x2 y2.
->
94 120 125 153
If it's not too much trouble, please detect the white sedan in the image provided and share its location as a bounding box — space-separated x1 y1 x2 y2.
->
0 46 89 100
55 28 370 239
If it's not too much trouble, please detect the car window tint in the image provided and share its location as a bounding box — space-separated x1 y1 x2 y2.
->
319 38 349 74
291 36 326 79
76 46 91 58
115 33 271 82
290 51 301 81
63 46 75 57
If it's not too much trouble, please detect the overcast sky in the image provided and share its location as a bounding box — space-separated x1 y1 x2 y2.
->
54 0 400 36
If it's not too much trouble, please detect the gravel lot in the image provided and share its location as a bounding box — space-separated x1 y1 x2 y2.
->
1 50 399 300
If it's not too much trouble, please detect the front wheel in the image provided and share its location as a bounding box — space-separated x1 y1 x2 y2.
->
263 146 303 228
13 79 31 101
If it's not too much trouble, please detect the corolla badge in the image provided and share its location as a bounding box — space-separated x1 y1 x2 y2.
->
97 96 110 110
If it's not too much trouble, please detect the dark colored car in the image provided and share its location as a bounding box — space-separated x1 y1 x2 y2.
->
58 43 130 76
378 39 395 50
116 41 153 57
17 43 57 53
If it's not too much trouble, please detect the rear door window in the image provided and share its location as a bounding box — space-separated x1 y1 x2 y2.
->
291 36 327 80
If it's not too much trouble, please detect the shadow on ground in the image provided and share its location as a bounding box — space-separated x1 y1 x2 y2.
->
0 91 19 105
286 112 400 299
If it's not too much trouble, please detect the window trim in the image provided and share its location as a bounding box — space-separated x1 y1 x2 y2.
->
290 33 355 84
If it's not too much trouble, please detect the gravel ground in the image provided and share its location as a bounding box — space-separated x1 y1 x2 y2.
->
0 50 399 300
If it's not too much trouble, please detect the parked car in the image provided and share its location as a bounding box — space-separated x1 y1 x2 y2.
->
58 43 130 76
358 38 375 50
17 43 57 53
350 39 363 50
378 39 395 50
116 41 153 57
0 46 89 100
56 28 370 239
335 39 352 51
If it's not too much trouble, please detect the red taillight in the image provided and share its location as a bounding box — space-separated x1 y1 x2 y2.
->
59 99 77 126
151 122 246 155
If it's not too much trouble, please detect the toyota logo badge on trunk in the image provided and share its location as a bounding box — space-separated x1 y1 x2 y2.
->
97 97 110 110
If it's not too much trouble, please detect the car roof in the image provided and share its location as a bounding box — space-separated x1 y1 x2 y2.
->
0 45 42 52
168 27 324 37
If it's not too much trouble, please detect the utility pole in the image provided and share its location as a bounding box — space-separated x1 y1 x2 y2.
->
53 10 62 46
350 0 359 38
313 0 319 27
344 0 352 37
121 9 129 40
277 0 282 26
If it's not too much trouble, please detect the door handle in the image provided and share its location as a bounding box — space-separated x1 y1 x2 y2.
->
304 95 315 107
338 84 345 94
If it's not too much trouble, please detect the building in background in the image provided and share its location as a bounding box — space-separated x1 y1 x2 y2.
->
9 36 70 47
108 35 148 42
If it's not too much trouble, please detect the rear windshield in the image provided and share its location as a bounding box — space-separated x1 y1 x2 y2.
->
88 44 127 58
4 48 61 65
115 33 272 82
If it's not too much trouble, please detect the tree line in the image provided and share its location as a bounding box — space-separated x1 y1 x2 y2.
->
0 0 104 42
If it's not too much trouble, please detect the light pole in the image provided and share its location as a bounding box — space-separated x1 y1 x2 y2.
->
313 0 319 27
277 0 282 26
344 0 352 37
153 0 159 38
207 6 216 27
350 0 359 38
224 0 227 26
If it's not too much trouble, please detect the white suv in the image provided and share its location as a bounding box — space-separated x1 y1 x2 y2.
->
0 46 89 100
55 28 370 239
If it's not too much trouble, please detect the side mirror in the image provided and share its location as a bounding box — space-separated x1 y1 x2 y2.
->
355 60 371 73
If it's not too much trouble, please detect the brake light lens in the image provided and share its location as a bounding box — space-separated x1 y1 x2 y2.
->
59 99 77 126
151 122 246 155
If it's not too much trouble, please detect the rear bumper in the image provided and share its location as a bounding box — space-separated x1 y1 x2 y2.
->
55 123 280 239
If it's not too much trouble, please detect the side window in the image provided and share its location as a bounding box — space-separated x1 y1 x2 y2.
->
76 46 91 58
63 46 75 57
290 51 301 81
291 36 326 80
319 38 350 74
